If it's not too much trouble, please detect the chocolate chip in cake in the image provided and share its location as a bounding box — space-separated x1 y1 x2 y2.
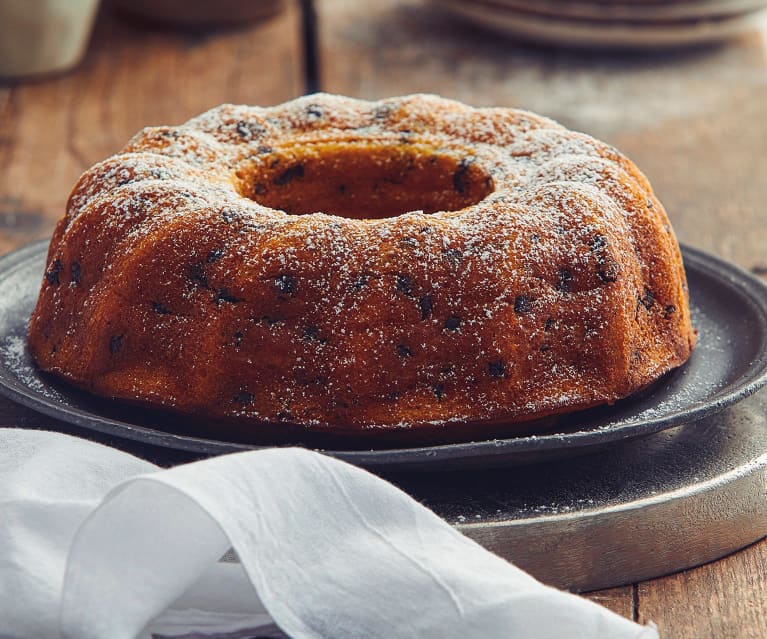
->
235 120 265 141
395 274 413 297
189 262 209 288
274 164 304 186
540 343 551 353
444 316 461 331
338 184 347 195
274 274 297 297
158 129 180 140
396 344 412 357
234 330 243 347
207 248 224 263
216 288 241 304
70 262 81 285
488 360 506 378
442 248 463 268
514 294 532 314
302 325 327 344
306 104 323 120
221 209 238 224
639 288 655 310
453 157 474 194
591 234 618 282
589 235 608 251
374 104 393 120
664 305 676 318
434 383 445 401
234 391 254 405
45 259 62 286
419 293 433 320
152 301 170 315
109 335 124 355
544 317 555 332
556 268 573 293
646 199 654 209
597 261 619 284
350 274 368 292
254 183 266 196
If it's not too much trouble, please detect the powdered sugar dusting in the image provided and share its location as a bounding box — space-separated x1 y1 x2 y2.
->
1 334 48 394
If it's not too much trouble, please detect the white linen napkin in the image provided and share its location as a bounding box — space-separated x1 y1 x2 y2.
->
0 428 659 639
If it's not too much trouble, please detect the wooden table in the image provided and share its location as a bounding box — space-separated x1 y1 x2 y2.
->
1 1 765 636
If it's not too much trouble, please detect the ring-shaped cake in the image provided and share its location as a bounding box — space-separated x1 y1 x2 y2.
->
28 93 696 440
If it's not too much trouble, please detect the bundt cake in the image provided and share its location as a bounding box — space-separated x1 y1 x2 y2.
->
28 93 696 440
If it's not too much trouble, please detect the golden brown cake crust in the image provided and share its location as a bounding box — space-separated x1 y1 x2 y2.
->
28 94 696 437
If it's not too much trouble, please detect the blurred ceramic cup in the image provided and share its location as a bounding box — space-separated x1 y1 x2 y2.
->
0 0 100 79
111 0 286 28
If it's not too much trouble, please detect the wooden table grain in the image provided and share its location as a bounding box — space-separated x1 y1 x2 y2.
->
1 1 765 636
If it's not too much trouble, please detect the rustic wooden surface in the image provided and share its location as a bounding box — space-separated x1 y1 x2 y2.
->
1 1 766 637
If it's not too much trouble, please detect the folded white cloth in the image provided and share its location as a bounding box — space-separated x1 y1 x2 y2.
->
0 428 659 639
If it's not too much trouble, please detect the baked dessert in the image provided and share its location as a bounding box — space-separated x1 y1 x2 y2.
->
28 94 696 440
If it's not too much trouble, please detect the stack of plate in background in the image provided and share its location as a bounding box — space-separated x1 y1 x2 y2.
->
429 0 767 48
110 0 286 27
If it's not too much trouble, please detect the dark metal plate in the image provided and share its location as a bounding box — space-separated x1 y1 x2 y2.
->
0 241 766 471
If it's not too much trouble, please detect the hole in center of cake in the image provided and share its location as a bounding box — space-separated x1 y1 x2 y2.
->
235 141 494 219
